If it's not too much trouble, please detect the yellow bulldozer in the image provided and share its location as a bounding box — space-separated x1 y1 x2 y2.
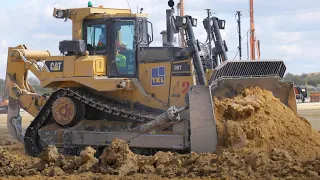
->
4 1 297 157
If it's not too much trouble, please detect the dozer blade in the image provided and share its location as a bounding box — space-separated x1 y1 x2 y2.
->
5 74 24 143
188 85 218 153
7 101 24 143
209 60 297 112
187 60 296 154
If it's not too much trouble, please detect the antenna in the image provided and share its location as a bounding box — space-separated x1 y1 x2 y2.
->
256 40 260 60
246 29 250 60
126 0 132 12
205 9 213 68
236 11 242 60
177 0 186 47
250 0 255 60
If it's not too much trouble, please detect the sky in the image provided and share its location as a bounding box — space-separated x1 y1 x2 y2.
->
0 0 319 79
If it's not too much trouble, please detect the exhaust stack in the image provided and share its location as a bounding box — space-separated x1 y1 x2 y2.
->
160 30 168 46
166 8 174 46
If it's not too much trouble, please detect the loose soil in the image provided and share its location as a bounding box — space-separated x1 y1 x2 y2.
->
1 87 320 179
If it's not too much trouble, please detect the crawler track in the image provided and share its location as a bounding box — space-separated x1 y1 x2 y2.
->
23 88 160 157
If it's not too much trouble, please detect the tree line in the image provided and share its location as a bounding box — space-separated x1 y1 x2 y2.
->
284 73 320 87
0 77 52 97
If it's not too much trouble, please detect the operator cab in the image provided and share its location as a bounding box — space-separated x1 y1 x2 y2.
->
83 17 151 78
53 3 153 78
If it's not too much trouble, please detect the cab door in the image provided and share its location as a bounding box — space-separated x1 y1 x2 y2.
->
108 19 137 78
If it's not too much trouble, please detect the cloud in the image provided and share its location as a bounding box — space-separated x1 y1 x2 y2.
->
271 32 302 44
0 40 8 74
277 45 303 56
1 40 7 48
32 33 70 40
296 12 320 23
216 0 248 2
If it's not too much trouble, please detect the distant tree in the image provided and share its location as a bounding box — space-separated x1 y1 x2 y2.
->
28 77 52 95
28 77 40 86
291 76 305 85
301 73 308 79
307 78 317 86
0 79 4 96
284 73 295 81
0 79 4 89
283 72 320 87
0 77 52 96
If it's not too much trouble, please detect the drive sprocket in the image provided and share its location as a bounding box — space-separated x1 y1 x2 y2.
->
51 96 85 127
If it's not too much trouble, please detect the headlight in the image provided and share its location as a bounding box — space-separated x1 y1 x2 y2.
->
218 20 225 29
174 16 187 28
191 18 197 27
182 17 187 25
55 10 65 18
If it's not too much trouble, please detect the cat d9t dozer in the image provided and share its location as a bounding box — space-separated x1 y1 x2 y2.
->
4 1 297 157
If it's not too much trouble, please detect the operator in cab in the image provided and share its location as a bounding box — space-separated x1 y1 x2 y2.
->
116 50 126 74
97 26 106 48
115 26 129 74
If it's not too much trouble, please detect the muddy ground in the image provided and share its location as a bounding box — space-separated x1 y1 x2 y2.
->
0 87 320 180
0 115 200 180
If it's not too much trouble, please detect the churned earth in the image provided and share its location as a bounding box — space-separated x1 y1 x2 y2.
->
0 87 320 180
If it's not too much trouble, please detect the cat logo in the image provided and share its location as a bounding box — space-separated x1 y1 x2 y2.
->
44 61 64 72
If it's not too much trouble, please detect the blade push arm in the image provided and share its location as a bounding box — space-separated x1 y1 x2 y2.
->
5 45 50 142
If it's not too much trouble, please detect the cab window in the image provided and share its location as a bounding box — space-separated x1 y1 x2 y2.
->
114 21 136 75
86 24 106 52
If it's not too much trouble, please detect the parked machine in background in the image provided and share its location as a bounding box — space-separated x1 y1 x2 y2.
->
294 86 308 103
0 96 8 114
310 92 320 102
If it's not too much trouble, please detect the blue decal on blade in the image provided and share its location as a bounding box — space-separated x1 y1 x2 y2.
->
151 66 165 86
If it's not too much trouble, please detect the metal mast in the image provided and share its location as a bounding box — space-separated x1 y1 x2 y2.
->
250 0 255 60
177 0 186 47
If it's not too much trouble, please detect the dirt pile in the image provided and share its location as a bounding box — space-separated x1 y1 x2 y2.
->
2 138 320 179
213 87 320 161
